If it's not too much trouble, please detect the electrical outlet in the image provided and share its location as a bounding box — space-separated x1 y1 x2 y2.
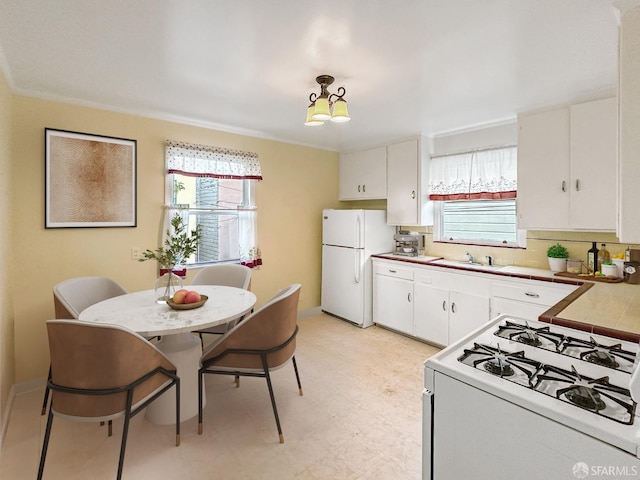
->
131 248 141 260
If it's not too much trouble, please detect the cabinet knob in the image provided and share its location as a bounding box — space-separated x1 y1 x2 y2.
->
561 180 566 192
575 179 580 191
451 302 456 314
363 184 366 193
442 301 447 311
357 185 361 192
411 190 416 199
407 293 412 303
524 292 540 298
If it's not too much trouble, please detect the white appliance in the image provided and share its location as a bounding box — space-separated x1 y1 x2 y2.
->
321 209 394 327
423 315 640 480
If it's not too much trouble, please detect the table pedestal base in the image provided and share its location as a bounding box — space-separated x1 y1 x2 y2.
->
146 333 205 425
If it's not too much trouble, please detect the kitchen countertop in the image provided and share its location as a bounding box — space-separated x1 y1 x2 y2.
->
372 253 640 343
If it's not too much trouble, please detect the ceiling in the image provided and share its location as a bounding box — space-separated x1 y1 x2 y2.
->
0 0 630 152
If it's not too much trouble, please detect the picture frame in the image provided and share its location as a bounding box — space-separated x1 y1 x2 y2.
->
45 128 137 228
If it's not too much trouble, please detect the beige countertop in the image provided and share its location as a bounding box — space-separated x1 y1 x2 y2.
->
372 253 640 342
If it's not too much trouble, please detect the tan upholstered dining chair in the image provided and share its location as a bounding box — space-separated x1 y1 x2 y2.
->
42 276 129 416
190 264 252 343
198 283 303 444
38 320 180 480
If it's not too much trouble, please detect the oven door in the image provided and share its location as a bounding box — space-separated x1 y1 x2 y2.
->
431 372 640 479
422 388 433 480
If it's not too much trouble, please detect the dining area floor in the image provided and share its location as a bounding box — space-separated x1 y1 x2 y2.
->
0 313 440 479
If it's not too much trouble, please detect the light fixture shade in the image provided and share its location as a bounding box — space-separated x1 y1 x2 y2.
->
311 97 331 121
304 103 324 126
330 98 351 123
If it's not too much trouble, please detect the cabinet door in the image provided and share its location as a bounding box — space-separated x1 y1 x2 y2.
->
569 97 617 230
414 282 449 346
448 291 490 344
360 146 387 199
517 108 570 229
619 8 640 242
339 147 387 200
387 139 420 225
373 274 414 335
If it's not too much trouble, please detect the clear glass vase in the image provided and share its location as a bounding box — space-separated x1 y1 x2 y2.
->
155 268 183 304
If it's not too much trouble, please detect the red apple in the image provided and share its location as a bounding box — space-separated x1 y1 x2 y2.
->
184 290 201 304
172 289 189 304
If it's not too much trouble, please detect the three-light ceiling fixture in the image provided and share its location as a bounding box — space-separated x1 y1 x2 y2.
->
304 75 351 126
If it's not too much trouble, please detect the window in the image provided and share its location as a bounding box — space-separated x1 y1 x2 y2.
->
429 146 525 247
435 198 524 246
165 141 262 268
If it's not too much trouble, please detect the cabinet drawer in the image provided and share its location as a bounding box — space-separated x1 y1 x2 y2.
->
373 263 414 281
492 281 573 307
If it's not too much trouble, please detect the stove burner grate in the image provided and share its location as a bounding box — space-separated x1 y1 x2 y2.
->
495 320 565 350
459 343 541 384
561 336 634 370
532 364 636 424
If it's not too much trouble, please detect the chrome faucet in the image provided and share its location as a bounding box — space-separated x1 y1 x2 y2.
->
486 255 494 266
465 251 474 264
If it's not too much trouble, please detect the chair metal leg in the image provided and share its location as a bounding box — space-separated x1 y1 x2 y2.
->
175 378 181 446
235 375 240 387
41 365 51 415
116 394 134 480
292 356 303 396
262 356 284 443
37 408 55 480
198 370 204 435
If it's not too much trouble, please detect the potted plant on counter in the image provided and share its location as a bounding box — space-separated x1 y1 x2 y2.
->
547 243 569 273
139 213 202 302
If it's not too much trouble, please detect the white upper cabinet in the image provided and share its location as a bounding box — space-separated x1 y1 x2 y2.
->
338 146 387 200
517 107 570 229
386 138 432 226
569 98 617 230
517 97 617 231
618 7 640 242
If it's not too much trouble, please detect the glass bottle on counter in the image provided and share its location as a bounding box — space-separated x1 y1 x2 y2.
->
598 243 610 269
587 242 599 274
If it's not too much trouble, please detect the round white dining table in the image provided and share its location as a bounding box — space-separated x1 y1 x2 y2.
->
78 285 257 425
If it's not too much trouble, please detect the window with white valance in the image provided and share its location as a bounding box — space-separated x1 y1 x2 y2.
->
165 141 262 269
166 140 262 180
430 146 524 247
429 146 517 201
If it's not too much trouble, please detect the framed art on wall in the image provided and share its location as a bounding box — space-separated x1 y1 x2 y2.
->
45 128 137 228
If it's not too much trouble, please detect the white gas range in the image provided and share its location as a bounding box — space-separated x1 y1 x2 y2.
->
423 315 640 480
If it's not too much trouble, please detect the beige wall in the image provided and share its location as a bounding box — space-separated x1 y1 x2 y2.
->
10 95 340 383
0 62 15 444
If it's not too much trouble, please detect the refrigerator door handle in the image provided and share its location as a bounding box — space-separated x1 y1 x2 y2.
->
354 249 361 284
356 215 362 248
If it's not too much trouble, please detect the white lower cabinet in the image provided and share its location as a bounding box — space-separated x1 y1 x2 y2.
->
373 259 578 345
373 260 491 346
491 280 578 321
413 271 490 346
413 283 449 345
372 262 415 335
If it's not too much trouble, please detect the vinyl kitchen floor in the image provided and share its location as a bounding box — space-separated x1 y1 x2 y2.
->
0 313 440 480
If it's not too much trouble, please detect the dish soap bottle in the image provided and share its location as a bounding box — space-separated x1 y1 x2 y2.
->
587 242 599 274
598 243 610 269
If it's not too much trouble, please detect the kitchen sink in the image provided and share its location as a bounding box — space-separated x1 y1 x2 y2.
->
431 259 506 271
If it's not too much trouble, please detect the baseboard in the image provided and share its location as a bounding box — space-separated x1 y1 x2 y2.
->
0 384 16 461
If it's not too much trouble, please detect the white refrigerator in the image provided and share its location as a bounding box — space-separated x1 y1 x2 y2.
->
321 209 394 327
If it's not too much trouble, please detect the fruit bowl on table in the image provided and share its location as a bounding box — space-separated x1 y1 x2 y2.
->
167 294 208 310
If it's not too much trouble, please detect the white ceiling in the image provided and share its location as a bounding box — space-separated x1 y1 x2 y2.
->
0 0 627 152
